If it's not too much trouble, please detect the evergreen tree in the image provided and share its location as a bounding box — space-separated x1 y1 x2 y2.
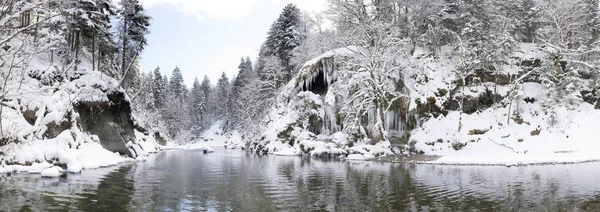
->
137 72 154 110
214 72 230 120
152 67 165 109
583 0 600 45
169 67 186 101
520 0 540 43
189 77 206 132
227 57 255 130
200 75 213 125
61 0 117 73
456 0 494 79
118 0 150 89
264 3 305 83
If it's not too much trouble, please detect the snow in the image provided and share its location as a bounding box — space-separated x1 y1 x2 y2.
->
346 154 373 160
251 41 600 166
298 140 346 156
295 46 359 93
0 50 161 175
26 161 54 174
411 82 600 166
40 167 61 178
273 146 302 156
182 121 245 148
67 161 83 173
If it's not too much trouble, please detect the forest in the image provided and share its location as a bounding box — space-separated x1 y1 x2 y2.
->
2 0 600 165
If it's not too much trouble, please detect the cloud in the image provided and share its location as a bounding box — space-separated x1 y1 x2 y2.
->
140 0 327 21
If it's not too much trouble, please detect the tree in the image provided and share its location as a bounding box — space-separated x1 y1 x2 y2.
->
213 72 230 120
169 67 186 101
62 0 117 72
536 0 599 106
257 55 285 103
227 57 255 130
264 3 305 83
0 0 62 136
583 0 600 45
152 67 165 109
189 77 207 133
199 75 212 125
162 67 188 137
117 0 150 90
133 72 154 110
327 0 408 143
518 0 540 43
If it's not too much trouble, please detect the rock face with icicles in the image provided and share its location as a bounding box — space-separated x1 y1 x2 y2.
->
251 46 407 156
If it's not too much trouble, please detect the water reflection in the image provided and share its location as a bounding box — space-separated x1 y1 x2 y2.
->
77 165 134 211
1 149 599 211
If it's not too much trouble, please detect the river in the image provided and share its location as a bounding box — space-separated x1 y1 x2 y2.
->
1 149 599 211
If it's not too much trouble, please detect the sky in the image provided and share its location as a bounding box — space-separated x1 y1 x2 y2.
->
139 0 327 87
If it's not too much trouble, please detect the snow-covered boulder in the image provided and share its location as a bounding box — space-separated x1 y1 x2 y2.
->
67 161 83 173
41 167 62 178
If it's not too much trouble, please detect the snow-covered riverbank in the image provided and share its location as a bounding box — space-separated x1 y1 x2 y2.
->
0 131 162 176
407 82 600 166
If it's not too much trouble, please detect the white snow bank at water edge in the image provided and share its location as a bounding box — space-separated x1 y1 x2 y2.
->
273 145 302 156
162 143 215 152
411 83 600 166
0 129 161 175
265 134 395 159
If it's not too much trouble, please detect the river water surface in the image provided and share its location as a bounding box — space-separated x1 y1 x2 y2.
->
1 149 600 211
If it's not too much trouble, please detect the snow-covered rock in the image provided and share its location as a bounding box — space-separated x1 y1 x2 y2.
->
0 45 161 174
67 161 83 173
40 167 61 178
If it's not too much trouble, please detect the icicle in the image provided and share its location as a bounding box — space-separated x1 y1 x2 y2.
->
324 68 328 86
414 113 420 127
305 79 310 92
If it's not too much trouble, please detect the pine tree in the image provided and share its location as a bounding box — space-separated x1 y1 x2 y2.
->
137 72 154 110
94 0 119 63
118 0 150 89
455 0 496 84
199 75 212 125
189 77 206 132
169 67 186 101
152 67 165 109
583 0 600 45
264 3 305 83
227 57 256 130
61 0 117 72
521 0 540 43
214 72 230 120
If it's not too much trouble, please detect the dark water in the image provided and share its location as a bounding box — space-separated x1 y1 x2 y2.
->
1 149 600 211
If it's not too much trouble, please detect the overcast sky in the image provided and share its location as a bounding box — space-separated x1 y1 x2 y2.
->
139 0 327 86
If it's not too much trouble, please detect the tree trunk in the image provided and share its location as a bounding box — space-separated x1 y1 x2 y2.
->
458 79 465 132
121 21 128 79
74 31 80 72
92 36 96 71
507 74 514 125
33 15 39 43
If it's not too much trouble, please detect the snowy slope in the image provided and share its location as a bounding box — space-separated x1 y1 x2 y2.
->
412 83 600 166
168 121 245 149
